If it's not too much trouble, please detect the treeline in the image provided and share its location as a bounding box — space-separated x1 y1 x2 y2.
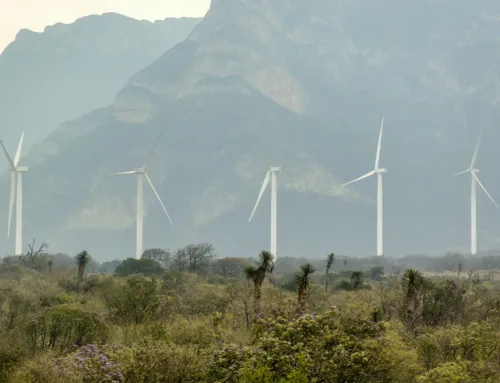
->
3 241 500 278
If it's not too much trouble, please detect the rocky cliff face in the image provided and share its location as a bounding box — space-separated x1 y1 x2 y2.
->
0 13 200 151
2 1 500 259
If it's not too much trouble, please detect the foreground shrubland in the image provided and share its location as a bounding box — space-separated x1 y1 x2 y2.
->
2 251 500 382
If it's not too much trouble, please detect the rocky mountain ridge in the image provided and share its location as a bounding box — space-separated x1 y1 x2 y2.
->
2 0 500 259
0 13 200 151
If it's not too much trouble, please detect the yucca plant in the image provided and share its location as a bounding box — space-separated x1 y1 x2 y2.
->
296 263 316 312
245 250 275 315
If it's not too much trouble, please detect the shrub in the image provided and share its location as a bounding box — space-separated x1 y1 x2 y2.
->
121 341 206 382
25 305 108 354
101 277 165 325
207 308 403 382
115 258 165 277
70 344 126 382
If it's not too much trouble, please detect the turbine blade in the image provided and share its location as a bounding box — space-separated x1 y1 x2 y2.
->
470 129 482 169
144 173 173 225
0 141 15 170
473 172 499 208
249 171 271 222
374 117 384 169
341 170 376 187
144 124 168 167
13 132 24 167
7 171 16 238
450 169 470 177
113 171 136 175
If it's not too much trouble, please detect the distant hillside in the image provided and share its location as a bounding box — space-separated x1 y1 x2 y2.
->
2 0 500 260
0 13 200 151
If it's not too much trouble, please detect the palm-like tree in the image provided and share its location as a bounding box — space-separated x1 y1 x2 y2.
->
325 253 335 293
350 271 364 290
75 250 91 282
401 269 424 302
401 269 425 329
245 250 275 315
296 263 315 312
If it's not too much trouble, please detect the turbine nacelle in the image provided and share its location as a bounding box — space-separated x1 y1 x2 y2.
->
16 166 28 172
376 168 387 174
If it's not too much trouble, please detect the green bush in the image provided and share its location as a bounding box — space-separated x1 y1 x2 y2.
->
25 304 108 354
101 276 166 325
121 341 206 382
115 258 165 277
207 308 403 382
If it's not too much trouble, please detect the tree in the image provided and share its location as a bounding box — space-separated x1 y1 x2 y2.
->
20 239 48 270
100 260 121 274
325 253 335 293
115 258 165 277
185 243 215 273
245 250 274 315
457 262 463 278
343 258 348 269
47 258 53 275
170 243 215 274
296 263 315 312
75 251 91 282
213 257 249 279
350 271 364 289
171 249 189 272
401 269 425 329
141 248 171 268
402 269 424 303
370 266 385 281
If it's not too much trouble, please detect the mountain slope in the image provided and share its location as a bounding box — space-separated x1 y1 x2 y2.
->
3 0 500 259
0 13 200 151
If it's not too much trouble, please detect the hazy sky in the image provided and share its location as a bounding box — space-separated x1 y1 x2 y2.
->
0 0 211 53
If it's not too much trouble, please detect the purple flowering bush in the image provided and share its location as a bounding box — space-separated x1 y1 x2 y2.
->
70 344 129 383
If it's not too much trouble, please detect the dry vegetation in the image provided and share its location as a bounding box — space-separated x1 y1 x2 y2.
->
2 248 500 382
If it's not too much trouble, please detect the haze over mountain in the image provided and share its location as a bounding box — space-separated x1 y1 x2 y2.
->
0 12 200 151
2 0 500 260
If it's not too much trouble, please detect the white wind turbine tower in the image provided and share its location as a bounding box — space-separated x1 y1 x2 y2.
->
451 131 498 256
113 129 172 259
248 162 284 259
0 133 27 256
341 117 386 257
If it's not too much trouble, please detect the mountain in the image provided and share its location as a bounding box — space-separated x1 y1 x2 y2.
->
0 13 200 151
2 0 500 260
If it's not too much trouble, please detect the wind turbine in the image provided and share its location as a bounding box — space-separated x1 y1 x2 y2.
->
341 117 386 257
0 133 27 256
451 131 498 256
248 160 284 259
113 129 172 259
